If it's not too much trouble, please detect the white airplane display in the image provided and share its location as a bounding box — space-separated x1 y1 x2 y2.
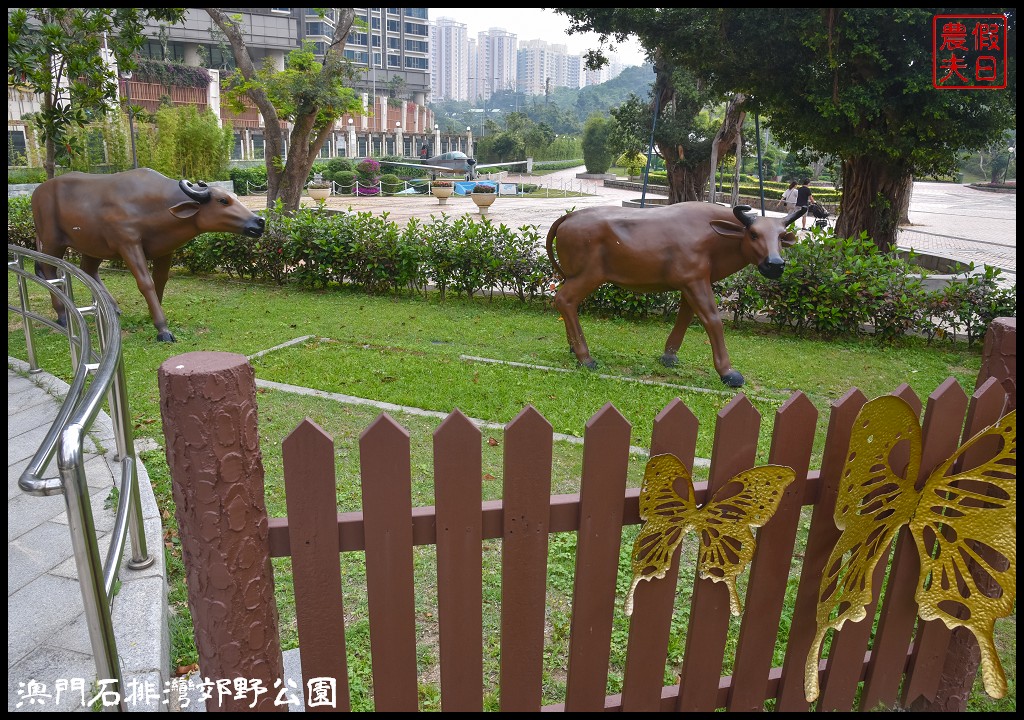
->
381 151 533 181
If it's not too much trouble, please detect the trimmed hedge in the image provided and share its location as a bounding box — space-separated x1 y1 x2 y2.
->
7 198 1014 347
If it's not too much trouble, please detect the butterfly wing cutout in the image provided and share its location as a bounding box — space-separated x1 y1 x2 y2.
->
806 397 1017 703
625 454 795 617
910 409 1016 699
805 396 923 703
625 454 698 616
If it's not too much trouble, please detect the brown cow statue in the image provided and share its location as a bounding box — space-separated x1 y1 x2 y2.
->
31 168 266 342
546 203 805 387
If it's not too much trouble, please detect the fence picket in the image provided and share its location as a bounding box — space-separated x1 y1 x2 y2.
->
915 376 1012 710
901 379 972 705
433 410 484 711
677 393 762 711
564 403 632 712
499 406 554 712
359 413 419 711
775 387 868 711
282 419 350 711
861 381 967 709
729 392 818 711
620 398 699 711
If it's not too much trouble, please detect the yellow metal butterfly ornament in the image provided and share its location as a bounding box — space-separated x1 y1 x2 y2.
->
804 396 1016 703
625 453 796 617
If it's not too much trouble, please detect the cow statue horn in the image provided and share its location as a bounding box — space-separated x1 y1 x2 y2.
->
732 205 754 228
179 179 212 203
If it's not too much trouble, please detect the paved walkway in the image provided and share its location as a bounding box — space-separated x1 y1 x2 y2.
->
7 359 167 712
7 170 1015 712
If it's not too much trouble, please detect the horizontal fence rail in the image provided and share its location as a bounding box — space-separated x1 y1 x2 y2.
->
159 349 1013 712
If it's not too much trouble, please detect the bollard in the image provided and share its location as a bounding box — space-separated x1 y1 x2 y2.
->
975 316 1016 412
158 351 285 712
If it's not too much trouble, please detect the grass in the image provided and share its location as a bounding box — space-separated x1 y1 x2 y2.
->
7 265 1012 711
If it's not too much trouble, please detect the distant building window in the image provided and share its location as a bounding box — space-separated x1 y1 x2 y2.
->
386 20 400 32
232 133 243 160
404 57 428 70
371 17 380 30
404 8 427 19
344 50 369 64
306 22 333 37
348 31 368 46
252 134 265 160
271 8 290 14
387 8 399 16
9 130 28 166
404 22 428 36
387 54 400 68
387 37 400 50
404 39 428 53
140 40 185 62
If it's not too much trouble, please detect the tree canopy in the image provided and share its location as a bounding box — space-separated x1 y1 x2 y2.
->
556 8 1016 251
210 8 362 212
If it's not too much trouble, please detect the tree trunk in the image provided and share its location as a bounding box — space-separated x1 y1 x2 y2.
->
208 8 356 213
834 156 912 253
706 95 747 204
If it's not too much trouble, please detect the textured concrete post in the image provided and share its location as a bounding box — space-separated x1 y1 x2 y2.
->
975 317 1016 411
159 352 285 712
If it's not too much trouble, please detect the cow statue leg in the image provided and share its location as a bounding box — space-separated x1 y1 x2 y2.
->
660 298 695 368
118 242 176 342
34 249 70 328
78 254 122 317
151 255 173 304
553 277 602 369
680 285 745 388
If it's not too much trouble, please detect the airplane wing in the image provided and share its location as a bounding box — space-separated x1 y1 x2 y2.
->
379 160 456 173
475 158 534 173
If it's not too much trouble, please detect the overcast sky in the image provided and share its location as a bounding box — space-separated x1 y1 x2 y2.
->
428 8 649 68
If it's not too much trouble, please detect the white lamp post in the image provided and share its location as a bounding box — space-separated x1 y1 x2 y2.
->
347 118 356 158
395 121 403 157
466 126 473 158
434 123 441 156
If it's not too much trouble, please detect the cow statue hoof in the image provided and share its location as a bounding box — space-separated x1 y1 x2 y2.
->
578 359 598 370
659 353 679 368
157 330 177 343
720 370 745 388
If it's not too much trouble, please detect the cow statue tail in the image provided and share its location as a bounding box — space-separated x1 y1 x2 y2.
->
546 212 571 280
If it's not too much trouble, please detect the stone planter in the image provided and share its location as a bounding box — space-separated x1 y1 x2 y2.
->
471 192 497 216
307 187 331 202
432 186 454 205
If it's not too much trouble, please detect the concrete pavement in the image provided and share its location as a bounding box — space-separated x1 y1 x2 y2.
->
7 169 1014 712
7 359 168 712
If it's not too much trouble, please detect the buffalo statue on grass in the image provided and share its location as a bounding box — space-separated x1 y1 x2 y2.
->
31 168 266 342
546 203 805 387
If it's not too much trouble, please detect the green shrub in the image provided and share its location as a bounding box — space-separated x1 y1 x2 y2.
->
9 168 48 185
334 171 356 194
7 195 36 249
229 165 269 194
379 173 404 195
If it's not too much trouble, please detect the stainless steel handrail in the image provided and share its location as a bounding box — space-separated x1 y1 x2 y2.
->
8 244 154 712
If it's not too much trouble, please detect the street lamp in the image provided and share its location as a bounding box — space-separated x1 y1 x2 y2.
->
466 126 472 157
120 70 138 169
434 123 440 156
395 121 402 156
1002 146 1015 184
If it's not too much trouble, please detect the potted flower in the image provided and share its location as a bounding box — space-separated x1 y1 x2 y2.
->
354 158 381 196
470 183 497 215
306 173 332 202
431 179 454 205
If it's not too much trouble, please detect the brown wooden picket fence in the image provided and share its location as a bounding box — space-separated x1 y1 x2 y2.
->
247 377 1007 712
158 343 1012 712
